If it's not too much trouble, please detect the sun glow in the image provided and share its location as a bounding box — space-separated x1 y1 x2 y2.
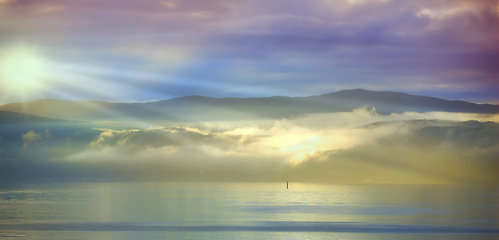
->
0 46 49 97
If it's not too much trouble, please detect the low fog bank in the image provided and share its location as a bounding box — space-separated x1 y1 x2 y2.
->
287 120 499 184
0 109 498 183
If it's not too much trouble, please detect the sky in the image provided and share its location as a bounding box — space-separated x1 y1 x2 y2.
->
0 0 498 104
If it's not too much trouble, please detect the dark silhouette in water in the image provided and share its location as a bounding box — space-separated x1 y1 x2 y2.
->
287 181 288 189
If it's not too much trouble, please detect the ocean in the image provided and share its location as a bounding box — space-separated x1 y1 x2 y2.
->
0 182 498 239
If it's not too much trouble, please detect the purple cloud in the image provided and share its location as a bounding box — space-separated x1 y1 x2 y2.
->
0 0 497 102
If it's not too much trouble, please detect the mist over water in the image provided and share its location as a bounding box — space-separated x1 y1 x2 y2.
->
0 182 498 240
1 109 498 184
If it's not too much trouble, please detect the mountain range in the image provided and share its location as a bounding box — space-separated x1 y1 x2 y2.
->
1 89 498 122
1 89 498 183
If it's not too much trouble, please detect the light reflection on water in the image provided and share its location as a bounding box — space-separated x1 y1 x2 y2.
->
0 182 498 239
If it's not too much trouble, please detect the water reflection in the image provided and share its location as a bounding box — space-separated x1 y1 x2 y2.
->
0 182 498 239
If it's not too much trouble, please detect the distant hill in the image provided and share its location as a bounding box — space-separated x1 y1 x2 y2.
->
0 111 61 124
0 89 498 121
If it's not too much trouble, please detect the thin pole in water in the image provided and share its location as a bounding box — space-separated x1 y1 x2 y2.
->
287 181 288 189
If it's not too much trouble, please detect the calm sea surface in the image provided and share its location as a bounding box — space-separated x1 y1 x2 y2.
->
0 182 498 239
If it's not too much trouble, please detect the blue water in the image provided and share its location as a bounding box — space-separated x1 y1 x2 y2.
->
0 182 498 239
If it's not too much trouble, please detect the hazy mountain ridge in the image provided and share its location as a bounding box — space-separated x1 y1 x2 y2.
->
0 110 62 124
1 89 498 121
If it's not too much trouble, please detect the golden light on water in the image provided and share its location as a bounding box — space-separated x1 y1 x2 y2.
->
0 45 48 97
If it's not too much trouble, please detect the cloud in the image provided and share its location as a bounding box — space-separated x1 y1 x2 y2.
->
1 106 498 182
288 120 499 184
22 130 42 149
1 0 498 103
61 126 286 180
44 108 497 182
